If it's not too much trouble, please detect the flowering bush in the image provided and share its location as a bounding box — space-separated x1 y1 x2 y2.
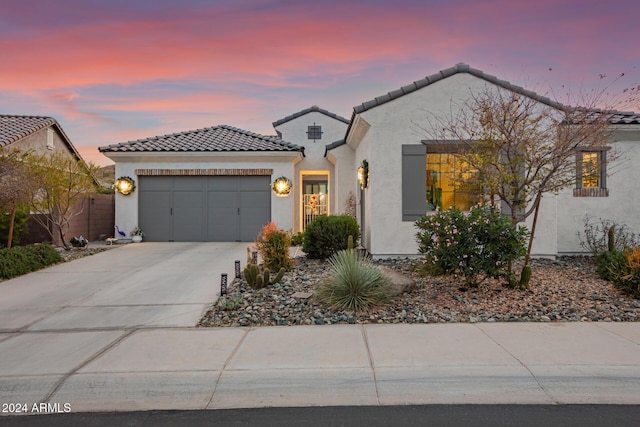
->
255 222 293 272
415 204 529 286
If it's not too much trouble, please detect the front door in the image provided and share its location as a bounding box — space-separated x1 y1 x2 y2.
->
301 174 328 230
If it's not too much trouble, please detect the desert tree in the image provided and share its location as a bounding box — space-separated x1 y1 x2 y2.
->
0 149 33 248
24 151 98 249
422 87 614 287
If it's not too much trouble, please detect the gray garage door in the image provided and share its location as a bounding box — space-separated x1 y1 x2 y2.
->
138 176 271 242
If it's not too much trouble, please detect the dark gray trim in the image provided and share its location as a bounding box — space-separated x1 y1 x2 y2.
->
422 140 472 154
402 144 427 221
324 139 346 157
272 105 350 127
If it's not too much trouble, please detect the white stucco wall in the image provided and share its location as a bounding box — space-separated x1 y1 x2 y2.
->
350 72 603 257
556 131 640 253
274 110 349 231
104 152 299 238
352 73 489 256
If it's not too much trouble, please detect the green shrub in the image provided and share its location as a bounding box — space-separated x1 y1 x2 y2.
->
595 249 627 281
290 231 305 246
315 249 396 313
0 206 30 247
303 215 360 259
596 248 640 297
580 215 640 256
255 222 293 272
0 243 61 279
415 204 529 286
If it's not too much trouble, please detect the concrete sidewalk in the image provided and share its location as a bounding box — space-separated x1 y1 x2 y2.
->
0 242 639 414
1 323 639 413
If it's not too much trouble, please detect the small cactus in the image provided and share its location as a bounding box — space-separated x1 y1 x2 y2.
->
347 235 354 251
243 264 260 287
271 267 286 285
519 265 532 289
243 264 286 289
608 226 615 252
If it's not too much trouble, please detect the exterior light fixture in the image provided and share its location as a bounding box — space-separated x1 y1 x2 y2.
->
272 176 292 197
114 176 135 195
357 160 369 189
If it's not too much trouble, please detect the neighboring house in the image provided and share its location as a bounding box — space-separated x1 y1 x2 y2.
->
0 114 114 244
100 65 640 257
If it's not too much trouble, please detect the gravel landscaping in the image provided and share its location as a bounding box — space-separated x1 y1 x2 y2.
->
198 256 640 327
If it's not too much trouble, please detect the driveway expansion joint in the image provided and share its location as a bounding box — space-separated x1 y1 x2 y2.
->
43 329 138 403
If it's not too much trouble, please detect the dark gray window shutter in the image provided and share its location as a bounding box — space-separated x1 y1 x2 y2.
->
402 144 426 221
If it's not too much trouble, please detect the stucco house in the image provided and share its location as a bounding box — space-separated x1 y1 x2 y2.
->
99 64 640 257
0 114 114 244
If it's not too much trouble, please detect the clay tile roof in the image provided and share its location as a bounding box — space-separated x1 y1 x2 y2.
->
351 63 567 115
99 125 303 153
604 111 640 124
0 114 57 147
272 105 350 127
346 63 640 138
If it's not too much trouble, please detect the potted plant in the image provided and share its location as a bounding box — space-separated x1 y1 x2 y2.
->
130 227 144 243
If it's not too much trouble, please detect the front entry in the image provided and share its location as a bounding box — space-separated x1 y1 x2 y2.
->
301 173 328 231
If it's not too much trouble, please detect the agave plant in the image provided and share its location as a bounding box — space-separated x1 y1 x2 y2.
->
315 249 396 314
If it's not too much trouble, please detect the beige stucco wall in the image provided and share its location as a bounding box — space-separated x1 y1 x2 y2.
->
274 110 349 231
8 126 78 159
104 152 300 238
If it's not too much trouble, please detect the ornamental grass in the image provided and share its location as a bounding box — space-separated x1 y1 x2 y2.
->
315 249 396 314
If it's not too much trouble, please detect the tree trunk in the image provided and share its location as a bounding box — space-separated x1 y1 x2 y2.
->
523 194 542 269
58 224 69 249
7 206 16 249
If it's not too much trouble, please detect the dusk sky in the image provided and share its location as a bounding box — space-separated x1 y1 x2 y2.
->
2 0 639 166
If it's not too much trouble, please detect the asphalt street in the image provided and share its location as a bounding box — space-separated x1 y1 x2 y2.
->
3 405 640 427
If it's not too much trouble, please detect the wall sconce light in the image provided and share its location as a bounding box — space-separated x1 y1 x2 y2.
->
272 176 292 197
357 160 369 189
114 176 136 195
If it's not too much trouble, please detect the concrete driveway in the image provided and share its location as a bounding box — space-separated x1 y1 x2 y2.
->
0 242 247 332
1 243 639 413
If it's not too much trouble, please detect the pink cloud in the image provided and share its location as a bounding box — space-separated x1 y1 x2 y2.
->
2 0 639 164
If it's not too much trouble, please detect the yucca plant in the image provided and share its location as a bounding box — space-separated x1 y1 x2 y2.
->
315 249 396 314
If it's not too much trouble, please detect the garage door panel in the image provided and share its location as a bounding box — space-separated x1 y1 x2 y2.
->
139 175 271 242
138 189 172 242
208 176 238 190
140 176 173 191
208 207 238 241
208 190 237 207
240 190 270 208
240 208 270 241
240 176 270 191
174 191 204 207
173 176 204 191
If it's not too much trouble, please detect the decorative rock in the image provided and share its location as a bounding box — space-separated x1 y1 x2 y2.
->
196 256 640 328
